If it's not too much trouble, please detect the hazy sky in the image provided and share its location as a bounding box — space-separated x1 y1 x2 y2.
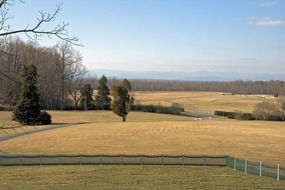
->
8 0 285 74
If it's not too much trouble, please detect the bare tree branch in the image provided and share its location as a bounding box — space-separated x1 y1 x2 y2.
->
0 0 8 9
0 71 20 84
0 1 81 46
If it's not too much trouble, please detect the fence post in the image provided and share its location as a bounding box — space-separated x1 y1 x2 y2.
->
19 156 22 166
234 157 236 171
245 159 247 173
203 155 207 167
277 164 280 181
260 161 262 176
59 155 62 166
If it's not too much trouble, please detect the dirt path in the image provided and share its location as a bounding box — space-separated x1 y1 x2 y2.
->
0 122 89 143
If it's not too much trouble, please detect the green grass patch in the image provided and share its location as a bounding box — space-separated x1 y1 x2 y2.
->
0 165 284 190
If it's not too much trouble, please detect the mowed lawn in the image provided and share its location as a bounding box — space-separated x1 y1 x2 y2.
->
0 110 194 139
1 111 285 166
134 91 276 114
0 165 284 190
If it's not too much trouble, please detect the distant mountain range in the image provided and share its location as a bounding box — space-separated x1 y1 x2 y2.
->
90 69 285 81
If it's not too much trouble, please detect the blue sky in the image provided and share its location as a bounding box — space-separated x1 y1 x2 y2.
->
8 0 285 74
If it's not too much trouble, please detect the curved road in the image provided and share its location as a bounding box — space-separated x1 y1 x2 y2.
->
0 122 89 143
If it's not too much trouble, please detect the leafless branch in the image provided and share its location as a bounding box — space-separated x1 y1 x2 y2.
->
0 70 20 84
0 1 81 46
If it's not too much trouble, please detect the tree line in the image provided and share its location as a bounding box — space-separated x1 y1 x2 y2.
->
127 80 285 96
1 38 285 111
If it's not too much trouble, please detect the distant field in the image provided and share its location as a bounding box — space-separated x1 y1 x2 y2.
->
1 111 285 166
0 165 284 190
134 91 276 114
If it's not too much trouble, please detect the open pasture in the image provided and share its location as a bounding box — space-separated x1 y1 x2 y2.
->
0 165 284 190
134 91 276 114
0 110 194 139
0 111 285 166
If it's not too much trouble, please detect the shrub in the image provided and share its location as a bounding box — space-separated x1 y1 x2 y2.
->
37 111 52 125
214 111 234 118
234 112 256 120
131 104 184 115
273 92 279 98
214 110 256 120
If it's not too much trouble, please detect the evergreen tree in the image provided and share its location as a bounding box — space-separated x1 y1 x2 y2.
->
13 64 51 125
94 75 111 110
80 83 94 110
122 78 134 110
111 82 131 122
122 78 132 91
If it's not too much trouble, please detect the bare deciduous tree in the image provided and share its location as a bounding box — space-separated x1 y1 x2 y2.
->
54 41 83 110
68 66 87 110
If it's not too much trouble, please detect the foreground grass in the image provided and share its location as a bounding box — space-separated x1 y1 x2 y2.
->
0 165 284 190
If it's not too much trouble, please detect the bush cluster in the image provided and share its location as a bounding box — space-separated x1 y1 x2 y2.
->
37 111 52 125
214 110 285 121
131 104 184 115
214 110 256 120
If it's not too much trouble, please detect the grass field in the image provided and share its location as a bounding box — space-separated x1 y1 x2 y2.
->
1 91 285 188
0 110 194 139
134 91 276 114
0 165 284 190
1 111 285 166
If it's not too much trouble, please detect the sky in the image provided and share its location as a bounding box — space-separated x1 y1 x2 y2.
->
7 0 285 74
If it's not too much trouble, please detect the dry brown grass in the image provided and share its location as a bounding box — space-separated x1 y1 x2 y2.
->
134 91 276 114
0 110 194 139
49 110 194 123
1 111 285 166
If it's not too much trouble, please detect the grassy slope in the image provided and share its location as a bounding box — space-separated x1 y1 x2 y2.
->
134 91 275 114
0 165 284 190
1 111 285 166
0 110 194 139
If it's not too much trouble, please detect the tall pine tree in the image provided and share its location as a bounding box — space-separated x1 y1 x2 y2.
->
94 75 111 110
13 64 51 125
